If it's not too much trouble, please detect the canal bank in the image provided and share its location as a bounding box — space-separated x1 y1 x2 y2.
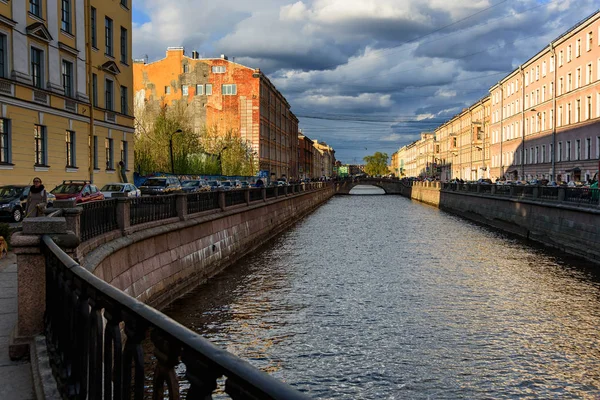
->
404 182 600 265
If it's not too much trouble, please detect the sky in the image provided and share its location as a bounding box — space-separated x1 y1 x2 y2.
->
132 0 599 164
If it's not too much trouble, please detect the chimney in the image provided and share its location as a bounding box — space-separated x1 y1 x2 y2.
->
191 51 199 59
220 54 228 60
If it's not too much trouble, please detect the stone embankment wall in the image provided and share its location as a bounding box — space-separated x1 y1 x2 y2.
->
403 182 600 264
81 187 334 309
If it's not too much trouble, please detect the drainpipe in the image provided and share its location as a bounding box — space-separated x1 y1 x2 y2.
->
520 66 525 181
551 43 557 181
86 0 95 183
470 109 473 180
499 83 504 179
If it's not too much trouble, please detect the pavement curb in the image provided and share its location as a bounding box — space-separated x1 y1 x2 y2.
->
30 336 60 400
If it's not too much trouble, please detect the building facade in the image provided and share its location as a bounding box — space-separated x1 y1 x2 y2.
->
298 132 313 179
312 140 335 178
133 48 299 179
0 0 134 187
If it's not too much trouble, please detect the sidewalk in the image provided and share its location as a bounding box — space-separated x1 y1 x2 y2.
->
0 252 34 400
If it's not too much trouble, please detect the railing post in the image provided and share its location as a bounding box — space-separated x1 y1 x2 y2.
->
244 188 250 205
176 193 187 221
509 185 516 197
477 184 481 193
9 217 79 360
262 187 267 201
491 185 496 195
533 185 540 199
116 198 131 233
218 191 226 211
558 187 566 202
284 186 289 196
275 187 279 198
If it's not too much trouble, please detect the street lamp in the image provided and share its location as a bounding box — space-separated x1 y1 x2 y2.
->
169 129 183 175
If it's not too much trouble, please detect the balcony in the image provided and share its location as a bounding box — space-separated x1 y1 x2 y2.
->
0 80 13 96
33 89 48 105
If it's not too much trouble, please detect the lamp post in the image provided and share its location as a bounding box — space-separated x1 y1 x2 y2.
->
169 129 183 175
218 146 228 176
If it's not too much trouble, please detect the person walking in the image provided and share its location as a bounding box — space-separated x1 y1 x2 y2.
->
119 160 128 183
25 177 47 218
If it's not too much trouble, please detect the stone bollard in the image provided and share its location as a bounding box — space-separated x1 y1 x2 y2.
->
491 185 496 195
115 197 131 233
218 191 226 211
509 185 516 197
175 192 187 221
533 185 540 199
262 187 267 201
477 184 481 193
284 186 289 196
244 188 250 205
558 187 566 202
9 217 79 360
275 187 279 198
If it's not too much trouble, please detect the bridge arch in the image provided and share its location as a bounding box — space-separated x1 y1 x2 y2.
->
335 178 411 195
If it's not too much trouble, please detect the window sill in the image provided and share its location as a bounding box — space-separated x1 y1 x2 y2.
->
105 53 115 60
0 163 14 170
106 169 116 174
92 46 99 52
60 29 74 39
120 61 129 67
94 168 101 173
34 165 50 172
28 12 45 23
66 166 78 173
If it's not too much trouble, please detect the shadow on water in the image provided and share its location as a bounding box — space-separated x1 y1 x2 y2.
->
348 185 386 195
159 194 600 399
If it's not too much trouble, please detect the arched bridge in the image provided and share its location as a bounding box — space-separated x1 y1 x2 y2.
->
336 178 412 195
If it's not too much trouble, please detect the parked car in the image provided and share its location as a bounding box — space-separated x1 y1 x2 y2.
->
240 181 250 189
100 183 141 198
139 177 182 195
476 178 492 185
207 180 222 191
50 180 104 204
220 181 234 191
0 185 29 222
180 180 210 193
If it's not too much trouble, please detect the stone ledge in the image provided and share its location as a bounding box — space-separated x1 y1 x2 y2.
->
30 335 60 400
22 217 67 235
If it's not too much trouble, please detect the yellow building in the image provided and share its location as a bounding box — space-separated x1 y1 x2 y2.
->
0 0 134 188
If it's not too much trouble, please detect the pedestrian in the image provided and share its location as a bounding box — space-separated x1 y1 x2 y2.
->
25 177 47 218
119 160 128 183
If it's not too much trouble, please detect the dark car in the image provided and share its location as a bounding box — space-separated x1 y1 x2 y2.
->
0 185 29 222
139 177 182 195
207 180 222 191
50 180 104 204
180 180 209 193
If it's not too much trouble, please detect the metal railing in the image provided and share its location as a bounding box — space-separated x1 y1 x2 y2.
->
565 187 599 205
130 195 178 225
42 235 310 400
225 190 247 207
495 185 511 196
187 191 220 214
249 188 263 202
540 186 559 200
265 187 277 199
80 199 118 241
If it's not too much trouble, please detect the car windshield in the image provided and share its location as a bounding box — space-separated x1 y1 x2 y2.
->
182 181 199 187
142 179 166 186
51 184 83 194
0 186 22 198
208 181 218 186
222 182 232 187
101 185 124 192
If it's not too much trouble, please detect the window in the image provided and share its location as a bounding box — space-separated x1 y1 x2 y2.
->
525 72 529 86
550 143 554 164
91 7 97 48
195 84 203 95
536 65 540 80
542 86 546 102
120 140 128 169
92 73 97 106
205 84 212 95
559 50 563 66
586 138 591 159
0 119 10 164
0 34 6 79
120 85 127 115
567 44 572 62
65 130 75 167
559 77 563 95
212 66 226 73
120 27 128 64
588 31 593 51
587 63 593 84
535 146 539 163
558 142 562 162
31 47 44 89
558 106 563 126
576 99 581 123
542 145 546 163
567 103 571 124
183 64 189 73
105 79 113 110
61 0 71 33
182 85 188 96
542 61 546 77
165 86 170 95
597 136 600 159
30 0 41 17
105 17 113 57
587 96 592 119
576 39 581 57
576 68 581 88
550 82 553 97
93 135 98 169
222 84 237 95
576 139 581 160
550 56 555 72
542 112 546 130
62 60 73 97
566 141 571 161
567 73 572 91
34 125 46 166
120 0 127 7
105 138 114 170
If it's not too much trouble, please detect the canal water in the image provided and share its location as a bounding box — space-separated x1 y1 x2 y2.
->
165 185 600 399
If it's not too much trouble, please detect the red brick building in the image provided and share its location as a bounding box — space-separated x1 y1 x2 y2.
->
134 47 298 179
298 132 314 179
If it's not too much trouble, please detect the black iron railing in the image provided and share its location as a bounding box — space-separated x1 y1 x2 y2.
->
80 199 118 241
565 187 598 204
187 192 220 214
540 186 559 200
479 184 492 194
495 185 511 195
42 235 311 400
225 190 247 207
249 188 263 202
130 195 178 225
265 187 277 199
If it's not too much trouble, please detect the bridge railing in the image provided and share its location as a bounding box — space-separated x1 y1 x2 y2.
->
42 235 311 400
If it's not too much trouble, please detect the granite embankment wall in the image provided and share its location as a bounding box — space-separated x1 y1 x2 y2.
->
79 187 335 309
404 183 600 264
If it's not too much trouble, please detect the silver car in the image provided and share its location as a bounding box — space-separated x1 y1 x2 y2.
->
100 183 141 198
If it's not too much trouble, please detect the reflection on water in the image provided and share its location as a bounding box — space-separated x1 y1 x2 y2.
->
348 184 386 195
166 195 600 399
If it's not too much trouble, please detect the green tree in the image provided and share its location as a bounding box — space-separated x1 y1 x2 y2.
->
363 152 389 176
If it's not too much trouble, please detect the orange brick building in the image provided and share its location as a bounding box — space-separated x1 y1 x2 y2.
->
133 47 298 179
